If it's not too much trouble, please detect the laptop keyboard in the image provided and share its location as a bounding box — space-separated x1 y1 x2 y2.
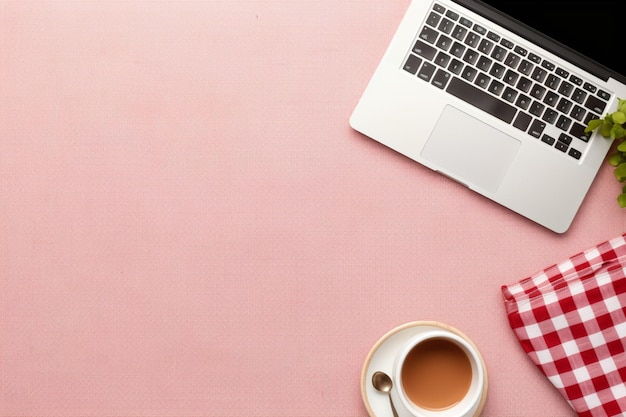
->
403 2 612 160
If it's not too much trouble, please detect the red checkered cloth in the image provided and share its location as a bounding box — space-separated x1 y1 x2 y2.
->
502 234 626 417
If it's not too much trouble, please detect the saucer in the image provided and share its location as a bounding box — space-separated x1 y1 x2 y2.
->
361 321 488 417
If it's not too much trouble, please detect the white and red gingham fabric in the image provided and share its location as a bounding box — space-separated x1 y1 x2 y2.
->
502 234 626 417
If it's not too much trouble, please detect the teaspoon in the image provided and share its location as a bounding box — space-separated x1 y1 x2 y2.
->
372 371 399 417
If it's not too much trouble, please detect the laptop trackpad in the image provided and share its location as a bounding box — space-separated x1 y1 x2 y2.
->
420 105 521 193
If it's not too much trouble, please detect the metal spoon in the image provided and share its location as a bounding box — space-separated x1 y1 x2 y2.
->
372 371 399 417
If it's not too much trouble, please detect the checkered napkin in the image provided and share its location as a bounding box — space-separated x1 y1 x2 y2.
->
502 234 626 417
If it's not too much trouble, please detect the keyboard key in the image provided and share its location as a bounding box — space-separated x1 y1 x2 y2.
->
543 91 558 107
434 51 451 67
517 76 532 92
403 54 422 74
516 94 531 110
541 134 556 145
530 84 546 100
433 3 445 13
450 41 466 58
558 133 572 146
557 98 573 114
459 17 473 28
489 63 505 79
438 18 455 34
571 88 587 104
513 112 532 131
436 34 453 50
558 81 574 97
529 101 545 117
504 52 521 68
514 45 528 56
545 74 560 90
445 10 459 20
570 75 583 85
500 38 514 49
448 58 464 75
503 87 517 103
585 95 607 114
451 25 468 41
584 112 598 125
491 46 507 62
529 119 546 138
570 105 586 121
555 67 569 78
503 69 518 86
570 122 591 141
477 55 492 72
542 109 558 124
432 69 451 89
478 38 494 54
419 26 439 44
464 32 480 48
528 53 541 63
462 49 479 65
418 61 436 81
488 79 505 96
531 67 547 83
446 77 516 123
598 90 611 100
413 40 437 60
474 72 491 89
473 24 487 35
556 115 572 131
555 141 569 153
461 66 478 82
541 60 555 71
583 82 597 93
519 60 534 75
426 12 441 27
563 145 580 158
487 31 500 42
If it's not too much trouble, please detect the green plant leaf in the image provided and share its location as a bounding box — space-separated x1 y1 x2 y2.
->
601 120 614 137
612 111 626 125
589 98 626 207
611 124 626 139
609 152 624 166
615 163 626 182
585 118 604 133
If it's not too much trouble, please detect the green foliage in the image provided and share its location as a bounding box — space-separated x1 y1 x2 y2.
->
585 98 626 207
619 190 626 208
585 99 626 139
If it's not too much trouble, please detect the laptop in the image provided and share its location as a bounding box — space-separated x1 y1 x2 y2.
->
350 0 626 233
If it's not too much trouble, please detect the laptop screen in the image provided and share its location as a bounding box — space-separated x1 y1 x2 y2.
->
477 1 623 78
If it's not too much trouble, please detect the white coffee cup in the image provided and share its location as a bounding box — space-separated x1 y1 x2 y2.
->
393 329 485 417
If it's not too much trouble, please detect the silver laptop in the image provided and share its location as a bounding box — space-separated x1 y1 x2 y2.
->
350 0 626 233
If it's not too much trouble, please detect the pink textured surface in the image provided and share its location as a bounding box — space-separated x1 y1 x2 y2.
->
0 1 625 416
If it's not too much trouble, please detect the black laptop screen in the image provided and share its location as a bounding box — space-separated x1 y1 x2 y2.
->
477 1 623 77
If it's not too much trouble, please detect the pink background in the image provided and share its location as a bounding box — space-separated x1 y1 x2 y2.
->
1 1 625 416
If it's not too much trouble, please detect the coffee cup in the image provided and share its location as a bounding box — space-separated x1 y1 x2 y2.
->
393 329 485 417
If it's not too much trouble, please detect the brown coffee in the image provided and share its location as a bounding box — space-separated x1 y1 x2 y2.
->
401 338 472 410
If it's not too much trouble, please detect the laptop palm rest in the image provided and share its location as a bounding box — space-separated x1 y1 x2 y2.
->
420 106 521 193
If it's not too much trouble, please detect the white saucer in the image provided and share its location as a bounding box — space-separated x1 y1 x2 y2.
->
361 321 488 417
